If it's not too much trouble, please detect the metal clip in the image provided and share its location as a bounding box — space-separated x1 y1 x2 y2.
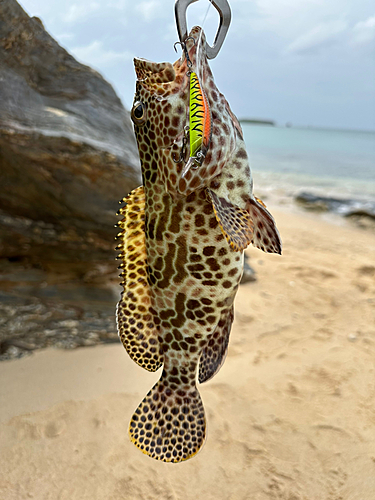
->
175 0 231 59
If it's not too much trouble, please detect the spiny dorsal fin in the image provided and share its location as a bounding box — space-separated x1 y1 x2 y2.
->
207 189 254 252
198 306 234 383
247 197 282 255
116 186 162 372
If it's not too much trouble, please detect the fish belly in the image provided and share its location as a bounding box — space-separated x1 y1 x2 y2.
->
145 186 242 353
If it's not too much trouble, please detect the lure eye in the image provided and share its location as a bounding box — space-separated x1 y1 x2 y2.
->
131 101 147 126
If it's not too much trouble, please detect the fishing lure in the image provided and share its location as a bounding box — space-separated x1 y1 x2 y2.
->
179 71 212 178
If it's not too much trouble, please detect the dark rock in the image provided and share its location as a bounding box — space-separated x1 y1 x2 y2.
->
344 209 375 220
295 192 375 222
295 194 330 212
0 261 120 360
0 0 142 358
0 0 141 271
345 214 375 231
240 254 257 284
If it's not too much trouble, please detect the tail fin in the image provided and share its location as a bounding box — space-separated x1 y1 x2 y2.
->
129 373 206 463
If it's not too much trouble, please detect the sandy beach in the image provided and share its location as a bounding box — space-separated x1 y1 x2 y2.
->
1 207 374 500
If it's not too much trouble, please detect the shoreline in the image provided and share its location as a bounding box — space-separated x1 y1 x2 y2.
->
252 171 375 204
241 121 375 134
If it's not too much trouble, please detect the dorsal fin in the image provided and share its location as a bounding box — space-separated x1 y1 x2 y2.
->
116 186 162 372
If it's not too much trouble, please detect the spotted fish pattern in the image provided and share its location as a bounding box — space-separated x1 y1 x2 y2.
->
116 27 281 463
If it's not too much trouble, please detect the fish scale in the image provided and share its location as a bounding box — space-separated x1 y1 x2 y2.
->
116 27 282 462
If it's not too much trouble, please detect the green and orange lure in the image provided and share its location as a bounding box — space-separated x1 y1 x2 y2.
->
180 71 212 178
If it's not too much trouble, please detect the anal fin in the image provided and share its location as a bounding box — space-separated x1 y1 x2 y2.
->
247 197 282 255
198 306 234 383
116 186 162 372
207 189 254 252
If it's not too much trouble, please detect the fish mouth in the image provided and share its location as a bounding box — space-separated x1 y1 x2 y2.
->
180 26 208 71
133 27 208 89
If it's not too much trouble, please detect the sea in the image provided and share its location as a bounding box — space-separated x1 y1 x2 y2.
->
241 124 375 211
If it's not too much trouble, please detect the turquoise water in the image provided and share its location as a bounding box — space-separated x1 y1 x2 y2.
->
241 124 375 201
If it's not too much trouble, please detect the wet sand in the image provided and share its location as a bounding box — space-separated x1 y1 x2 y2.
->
1 208 374 500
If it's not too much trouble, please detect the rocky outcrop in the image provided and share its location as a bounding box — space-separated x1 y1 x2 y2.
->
0 0 143 358
240 255 257 284
295 192 375 229
0 0 141 271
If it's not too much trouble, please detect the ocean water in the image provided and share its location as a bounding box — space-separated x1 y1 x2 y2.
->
241 124 375 202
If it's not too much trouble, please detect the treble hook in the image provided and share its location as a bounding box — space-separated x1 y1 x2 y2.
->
172 125 190 163
174 36 196 69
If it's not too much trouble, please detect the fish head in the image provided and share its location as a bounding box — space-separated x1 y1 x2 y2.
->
131 27 241 197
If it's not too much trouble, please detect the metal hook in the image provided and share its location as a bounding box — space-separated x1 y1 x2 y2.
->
174 37 196 52
174 0 231 60
174 37 196 68
173 126 190 164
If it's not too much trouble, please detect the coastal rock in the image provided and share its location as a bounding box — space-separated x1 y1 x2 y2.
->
241 254 257 283
0 0 142 358
0 0 141 270
0 270 120 361
295 192 375 227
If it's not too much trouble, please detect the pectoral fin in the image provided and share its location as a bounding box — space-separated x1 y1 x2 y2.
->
247 197 282 255
207 189 254 252
116 186 162 372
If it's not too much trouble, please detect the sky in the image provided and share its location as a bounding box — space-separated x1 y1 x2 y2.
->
18 0 375 131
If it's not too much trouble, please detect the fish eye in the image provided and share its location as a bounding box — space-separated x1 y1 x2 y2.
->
131 101 147 126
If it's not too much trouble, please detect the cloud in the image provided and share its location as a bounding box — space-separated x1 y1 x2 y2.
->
162 21 178 42
240 0 334 35
55 33 75 42
71 40 131 67
16 0 375 130
63 2 100 23
135 1 163 23
285 20 348 55
106 0 128 9
351 16 375 46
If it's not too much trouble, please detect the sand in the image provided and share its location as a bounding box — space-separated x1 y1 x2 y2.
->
1 208 374 500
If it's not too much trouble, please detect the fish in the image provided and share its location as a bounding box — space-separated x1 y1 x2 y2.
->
116 26 281 463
